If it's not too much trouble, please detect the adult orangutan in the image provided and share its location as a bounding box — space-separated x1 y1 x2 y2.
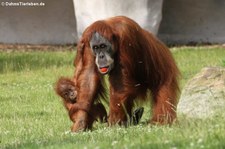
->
66 16 180 131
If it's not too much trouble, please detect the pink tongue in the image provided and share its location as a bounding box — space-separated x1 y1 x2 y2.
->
100 67 108 73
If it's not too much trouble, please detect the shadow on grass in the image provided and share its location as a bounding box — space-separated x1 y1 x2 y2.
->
0 52 74 73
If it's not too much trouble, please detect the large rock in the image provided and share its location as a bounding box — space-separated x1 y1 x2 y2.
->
73 0 163 37
177 67 225 118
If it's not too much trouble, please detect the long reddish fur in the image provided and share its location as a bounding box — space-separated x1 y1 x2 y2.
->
70 16 180 130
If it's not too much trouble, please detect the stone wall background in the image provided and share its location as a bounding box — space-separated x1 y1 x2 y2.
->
0 0 225 45
0 0 77 44
158 0 225 45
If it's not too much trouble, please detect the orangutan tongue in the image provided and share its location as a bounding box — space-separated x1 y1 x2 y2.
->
100 67 108 73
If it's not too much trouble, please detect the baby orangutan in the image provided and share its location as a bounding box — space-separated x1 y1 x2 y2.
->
55 77 107 131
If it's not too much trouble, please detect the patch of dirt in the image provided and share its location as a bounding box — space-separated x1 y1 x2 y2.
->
0 44 76 52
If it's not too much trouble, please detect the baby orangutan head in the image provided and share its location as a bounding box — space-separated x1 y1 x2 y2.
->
55 77 77 103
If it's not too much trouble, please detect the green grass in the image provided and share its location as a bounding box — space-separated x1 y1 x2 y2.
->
0 51 74 73
0 46 225 149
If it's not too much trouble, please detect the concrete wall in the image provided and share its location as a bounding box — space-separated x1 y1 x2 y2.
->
0 0 225 45
0 0 77 44
73 0 163 38
158 0 225 45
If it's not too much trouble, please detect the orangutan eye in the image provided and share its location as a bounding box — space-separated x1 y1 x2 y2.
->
100 44 106 48
93 45 99 50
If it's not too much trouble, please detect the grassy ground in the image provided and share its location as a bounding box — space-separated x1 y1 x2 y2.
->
0 46 225 149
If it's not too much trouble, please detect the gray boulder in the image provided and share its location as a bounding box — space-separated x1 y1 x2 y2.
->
177 67 225 118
